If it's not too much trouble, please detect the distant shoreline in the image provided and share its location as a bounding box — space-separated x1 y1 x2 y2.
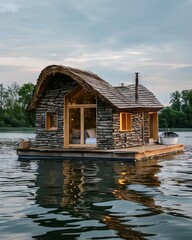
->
0 127 191 133
159 128 192 132
0 127 35 132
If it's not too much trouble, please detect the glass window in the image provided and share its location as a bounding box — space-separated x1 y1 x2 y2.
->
69 108 81 144
68 88 96 104
46 112 58 130
120 112 131 131
84 108 96 145
69 108 96 145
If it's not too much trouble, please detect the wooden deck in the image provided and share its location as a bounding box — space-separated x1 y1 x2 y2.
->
17 144 184 161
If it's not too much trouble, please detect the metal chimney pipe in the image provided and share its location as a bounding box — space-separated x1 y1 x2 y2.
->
135 72 139 103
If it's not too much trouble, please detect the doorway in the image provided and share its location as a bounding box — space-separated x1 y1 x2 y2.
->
149 112 158 141
64 86 96 148
68 107 96 146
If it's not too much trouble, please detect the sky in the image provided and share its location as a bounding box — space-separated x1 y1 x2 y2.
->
0 0 191 106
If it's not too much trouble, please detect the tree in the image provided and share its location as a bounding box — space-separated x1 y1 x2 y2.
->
169 91 181 111
18 83 35 109
18 83 35 127
159 88 192 128
0 82 35 127
2 82 20 110
181 90 189 106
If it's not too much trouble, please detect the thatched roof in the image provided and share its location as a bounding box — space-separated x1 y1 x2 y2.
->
27 65 164 112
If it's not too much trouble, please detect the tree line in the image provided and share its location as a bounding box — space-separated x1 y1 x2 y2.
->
159 89 192 128
0 82 35 127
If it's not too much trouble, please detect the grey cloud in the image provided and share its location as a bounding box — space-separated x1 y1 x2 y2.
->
1 0 191 53
0 0 192 105
177 66 192 73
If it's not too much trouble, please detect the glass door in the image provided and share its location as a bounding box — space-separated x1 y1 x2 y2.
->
68 107 96 146
69 108 81 145
84 108 96 145
64 86 97 148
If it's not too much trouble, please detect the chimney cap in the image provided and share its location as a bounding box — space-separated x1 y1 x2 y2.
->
135 72 139 78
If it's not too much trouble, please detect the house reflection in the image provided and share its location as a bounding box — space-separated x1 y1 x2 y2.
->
35 160 118 215
34 158 162 211
112 159 162 212
32 159 162 239
100 160 162 239
115 159 160 186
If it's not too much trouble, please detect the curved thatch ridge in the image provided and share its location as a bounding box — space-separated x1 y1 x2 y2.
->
27 65 164 111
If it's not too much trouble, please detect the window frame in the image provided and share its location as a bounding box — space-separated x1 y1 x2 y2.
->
46 111 58 131
120 112 132 131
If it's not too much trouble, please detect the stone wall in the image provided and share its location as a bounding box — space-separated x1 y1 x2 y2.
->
96 101 151 149
113 112 149 148
143 112 150 143
96 99 114 149
35 74 76 148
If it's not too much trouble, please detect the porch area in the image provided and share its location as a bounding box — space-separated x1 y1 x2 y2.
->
17 144 184 161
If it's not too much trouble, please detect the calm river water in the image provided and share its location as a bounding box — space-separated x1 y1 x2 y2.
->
0 131 192 240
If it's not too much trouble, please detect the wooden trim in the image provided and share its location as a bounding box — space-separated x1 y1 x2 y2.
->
68 144 96 148
153 112 158 140
80 107 84 144
45 111 58 131
64 97 69 148
120 112 131 131
67 104 96 108
149 112 158 140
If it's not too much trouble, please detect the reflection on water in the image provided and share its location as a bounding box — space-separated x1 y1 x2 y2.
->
0 132 192 239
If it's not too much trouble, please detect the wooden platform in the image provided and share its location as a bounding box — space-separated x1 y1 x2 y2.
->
17 144 184 161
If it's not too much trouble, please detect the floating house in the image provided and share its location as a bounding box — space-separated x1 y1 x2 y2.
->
17 65 184 160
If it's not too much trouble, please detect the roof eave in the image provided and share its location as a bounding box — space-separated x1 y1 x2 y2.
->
117 106 164 112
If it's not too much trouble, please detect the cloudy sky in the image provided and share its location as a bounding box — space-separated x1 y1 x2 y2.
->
0 0 191 105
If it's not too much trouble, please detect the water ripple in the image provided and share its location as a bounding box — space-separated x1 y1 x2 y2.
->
0 133 192 239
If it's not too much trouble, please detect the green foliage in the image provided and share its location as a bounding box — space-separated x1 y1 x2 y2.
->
169 91 181 111
18 83 34 109
159 89 192 128
0 82 35 127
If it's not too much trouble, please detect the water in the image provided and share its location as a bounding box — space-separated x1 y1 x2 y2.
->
0 131 192 240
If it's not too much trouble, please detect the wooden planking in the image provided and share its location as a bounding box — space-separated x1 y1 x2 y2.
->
17 144 184 161
135 144 184 160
